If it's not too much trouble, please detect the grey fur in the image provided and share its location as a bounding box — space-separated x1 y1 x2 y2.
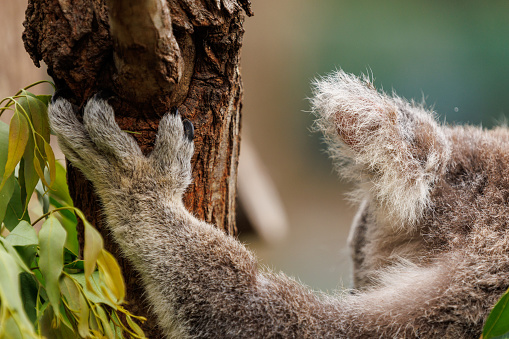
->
48 70 509 338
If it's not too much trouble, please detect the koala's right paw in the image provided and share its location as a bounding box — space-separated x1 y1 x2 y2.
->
49 93 194 197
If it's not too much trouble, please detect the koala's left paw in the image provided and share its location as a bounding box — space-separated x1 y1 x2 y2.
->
49 93 194 196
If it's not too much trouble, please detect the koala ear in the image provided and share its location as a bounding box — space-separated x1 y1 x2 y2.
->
311 70 450 226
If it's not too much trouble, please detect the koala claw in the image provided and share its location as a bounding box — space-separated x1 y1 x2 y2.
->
183 119 194 141
93 89 115 101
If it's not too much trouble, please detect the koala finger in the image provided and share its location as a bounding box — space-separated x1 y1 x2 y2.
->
48 97 105 171
150 111 194 174
83 94 143 161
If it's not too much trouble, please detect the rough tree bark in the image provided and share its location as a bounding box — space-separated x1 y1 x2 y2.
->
23 0 253 337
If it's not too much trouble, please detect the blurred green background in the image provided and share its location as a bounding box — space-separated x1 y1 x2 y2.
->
1 1 508 293
240 0 509 292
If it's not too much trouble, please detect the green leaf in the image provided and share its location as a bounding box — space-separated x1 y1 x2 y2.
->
46 196 79 255
0 120 15 224
48 161 73 207
17 92 51 207
70 272 116 308
6 221 38 267
0 237 32 273
39 301 80 339
61 214 79 256
36 94 52 107
484 289 509 338
5 220 38 247
0 246 34 334
3 178 30 230
59 274 81 313
95 304 114 338
23 90 50 146
0 110 29 190
39 215 67 319
19 271 39 324
18 123 37 211
0 175 15 225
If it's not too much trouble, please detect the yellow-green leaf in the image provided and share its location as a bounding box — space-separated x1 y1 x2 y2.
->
39 214 67 319
59 274 81 313
70 272 116 308
126 314 146 338
78 288 91 338
0 246 35 334
83 220 104 293
45 141 56 186
1 110 29 190
95 304 114 338
97 249 125 303
0 120 16 224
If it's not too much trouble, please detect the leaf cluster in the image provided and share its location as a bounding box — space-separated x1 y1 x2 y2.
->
0 84 145 338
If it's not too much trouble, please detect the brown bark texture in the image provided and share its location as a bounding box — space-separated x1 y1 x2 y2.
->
23 0 252 337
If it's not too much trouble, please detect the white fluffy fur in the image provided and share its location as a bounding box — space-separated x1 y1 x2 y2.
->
311 70 450 227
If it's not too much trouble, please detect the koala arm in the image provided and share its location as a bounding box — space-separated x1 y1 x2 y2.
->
48 96 345 338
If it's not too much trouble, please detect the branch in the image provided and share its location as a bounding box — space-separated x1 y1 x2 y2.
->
107 0 182 103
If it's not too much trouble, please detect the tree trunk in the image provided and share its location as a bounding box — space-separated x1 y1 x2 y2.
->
23 0 253 336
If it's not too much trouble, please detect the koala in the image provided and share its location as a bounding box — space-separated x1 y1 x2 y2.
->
48 70 509 338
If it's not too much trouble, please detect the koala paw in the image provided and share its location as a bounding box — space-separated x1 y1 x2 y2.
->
48 93 194 197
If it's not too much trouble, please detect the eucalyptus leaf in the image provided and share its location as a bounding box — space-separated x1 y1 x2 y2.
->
1 318 23 339
70 272 116 308
95 304 114 338
19 271 39 324
84 220 104 292
5 220 38 247
77 288 91 338
126 314 145 338
39 301 80 339
47 161 74 207
39 215 67 319
97 249 125 303
4 177 30 231
16 96 40 210
1 109 29 190
0 246 34 334
0 120 15 224
483 289 509 338
5 220 38 267
59 274 81 313
0 237 32 273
